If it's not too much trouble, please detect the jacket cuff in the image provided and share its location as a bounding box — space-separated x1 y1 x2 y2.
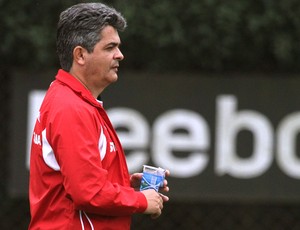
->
135 191 148 213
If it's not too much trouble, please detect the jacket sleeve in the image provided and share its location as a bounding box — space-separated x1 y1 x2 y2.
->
47 103 147 216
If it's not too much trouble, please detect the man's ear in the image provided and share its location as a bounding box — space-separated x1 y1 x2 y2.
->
73 46 87 65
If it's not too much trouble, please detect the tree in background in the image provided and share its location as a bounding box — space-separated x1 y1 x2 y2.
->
1 0 300 74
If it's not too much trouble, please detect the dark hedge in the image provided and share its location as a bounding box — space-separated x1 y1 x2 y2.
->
2 0 300 73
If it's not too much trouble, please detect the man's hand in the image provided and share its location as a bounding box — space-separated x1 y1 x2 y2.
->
134 169 170 219
130 173 143 191
141 189 167 219
159 169 170 193
130 169 170 192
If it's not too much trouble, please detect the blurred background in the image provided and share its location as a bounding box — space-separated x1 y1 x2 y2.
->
1 0 300 229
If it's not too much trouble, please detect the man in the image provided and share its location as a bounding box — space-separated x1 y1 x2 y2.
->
28 3 169 230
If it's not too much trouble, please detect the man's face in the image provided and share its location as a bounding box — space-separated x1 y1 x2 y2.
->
84 25 124 91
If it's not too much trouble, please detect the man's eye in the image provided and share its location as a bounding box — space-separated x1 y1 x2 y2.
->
106 45 116 50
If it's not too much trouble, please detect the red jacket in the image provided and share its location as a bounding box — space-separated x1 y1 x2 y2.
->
29 70 147 230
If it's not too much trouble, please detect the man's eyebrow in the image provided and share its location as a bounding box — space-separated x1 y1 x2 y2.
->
106 41 121 47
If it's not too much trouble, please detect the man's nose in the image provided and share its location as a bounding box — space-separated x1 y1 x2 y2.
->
115 48 124 61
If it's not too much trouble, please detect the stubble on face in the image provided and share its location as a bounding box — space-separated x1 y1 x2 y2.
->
84 26 124 97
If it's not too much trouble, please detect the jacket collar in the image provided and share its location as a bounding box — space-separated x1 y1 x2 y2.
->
55 69 102 108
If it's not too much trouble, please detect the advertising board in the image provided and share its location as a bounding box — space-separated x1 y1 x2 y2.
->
10 71 300 202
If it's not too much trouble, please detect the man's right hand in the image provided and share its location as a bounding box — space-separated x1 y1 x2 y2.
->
141 189 169 219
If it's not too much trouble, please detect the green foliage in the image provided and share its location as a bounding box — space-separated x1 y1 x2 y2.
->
2 0 300 73
0 0 90 71
115 0 300 73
